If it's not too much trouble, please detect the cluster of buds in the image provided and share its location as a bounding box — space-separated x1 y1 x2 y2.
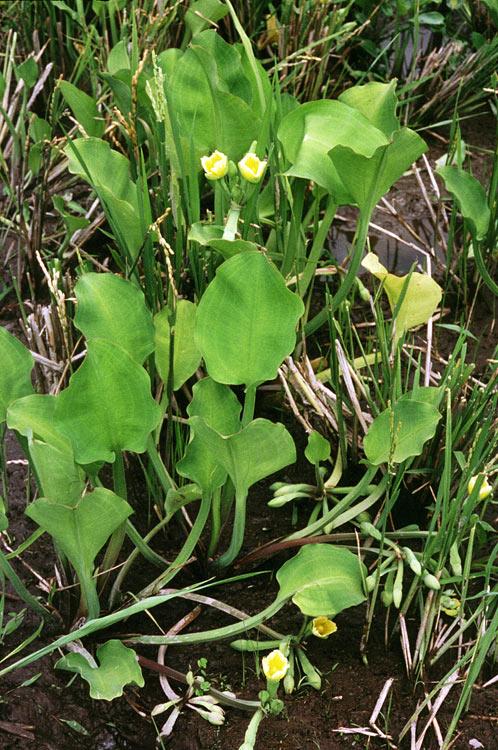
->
201 147 267 184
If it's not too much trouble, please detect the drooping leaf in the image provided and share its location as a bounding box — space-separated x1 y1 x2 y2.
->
64 138 145 259
276 544 367 617
7 394 70 453
338 80 399 138
187 416 295 495
0 327 34 423
437 166 490 240
278 99 388 202
195 251 304 387
74 273 154 365
59 81 105 137
26 488 132 616
363 399 441 465
305 431 331 464
154 301 201 390
56 640 144 700
177 378 242 494
329 127 427 213
361 252 442 339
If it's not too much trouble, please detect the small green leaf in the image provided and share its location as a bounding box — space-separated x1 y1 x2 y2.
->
28 440 85 506
338 80 399 138
437 166 490 240
27 489 132 617
185 0 229 37
364 400 441 465
59 81 105 137
107 40 130 75
56 640 144 700
305 431 331 464
361 253 442 339
277 544 367 617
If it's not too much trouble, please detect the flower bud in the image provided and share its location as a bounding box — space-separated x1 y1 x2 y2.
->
238 152 267 183
467 474 493 501
201 150 229 180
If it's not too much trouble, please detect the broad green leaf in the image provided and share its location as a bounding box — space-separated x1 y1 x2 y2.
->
55 340 162 464
278 100 388 202
26 488 132 616
28 439 85 506
154 301 201 390
59 81 105 137
64 138 144 259
400 386 442 409
338 80 399 138
276 544 367 617
305 431 331 464
56 640 144 700
185 0 229 38
361 252 442 338
364 400 441 465
0 327 34 423
187 416 295 495
9 343 161 465
195 251 304 387
74 273 154 364
329 127 427 212
437 166 490 240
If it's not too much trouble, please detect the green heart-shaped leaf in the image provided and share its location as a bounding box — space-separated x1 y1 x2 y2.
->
277 544 367 617
56 640 144 700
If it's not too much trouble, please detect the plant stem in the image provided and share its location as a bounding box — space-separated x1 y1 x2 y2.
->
242 384 257 427
223 202 242 241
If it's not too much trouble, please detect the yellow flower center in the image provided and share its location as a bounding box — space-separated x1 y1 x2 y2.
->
245 155 260 174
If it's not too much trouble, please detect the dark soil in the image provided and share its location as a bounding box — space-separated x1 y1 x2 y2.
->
1 424 497 750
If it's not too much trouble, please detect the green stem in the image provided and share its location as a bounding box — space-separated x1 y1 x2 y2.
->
0 548 49 617
223 202 242 241
100 452 127 594
139 493 212 597
208 486 222 558
239 708 265 750
215 486 247 569
298 198 336 297
128 597 285 646
305 208 372 334
242 384 257 428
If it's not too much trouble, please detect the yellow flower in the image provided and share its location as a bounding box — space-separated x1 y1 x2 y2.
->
201 150 228 180
440 594 460 617
312 616 337 639
238 152 267 183
261 649 289 682
467 475 493 501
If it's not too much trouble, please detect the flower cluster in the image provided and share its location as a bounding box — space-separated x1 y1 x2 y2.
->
201 149 267 184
